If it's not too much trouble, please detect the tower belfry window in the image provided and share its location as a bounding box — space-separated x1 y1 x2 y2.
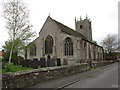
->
80 25 83 29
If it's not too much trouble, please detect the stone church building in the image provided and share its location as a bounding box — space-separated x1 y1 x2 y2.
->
26 16 104 65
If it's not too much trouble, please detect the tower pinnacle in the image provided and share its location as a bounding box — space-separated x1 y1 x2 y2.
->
86 14 88 19
80 16 82 21
75 17 76 22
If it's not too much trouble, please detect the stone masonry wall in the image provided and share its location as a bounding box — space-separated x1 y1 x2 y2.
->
2 61 115 89
2 63 89 89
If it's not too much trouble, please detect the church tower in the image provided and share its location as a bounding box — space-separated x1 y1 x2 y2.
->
75 16 92 41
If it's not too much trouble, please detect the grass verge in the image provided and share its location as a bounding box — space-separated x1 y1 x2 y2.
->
1 63 40 73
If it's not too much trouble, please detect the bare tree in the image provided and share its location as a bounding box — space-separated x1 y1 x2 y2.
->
100 34 119 53
2 0 35 70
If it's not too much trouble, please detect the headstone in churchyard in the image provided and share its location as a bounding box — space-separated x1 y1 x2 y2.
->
63 58 68 65
20 60 23 66
22 60 26 67
13 60 16 65
21 60 24 67
57 58 61 66
13 61 15 65
40 57 46 68
26 59 30 67
18 60 22 65
23 60 26 67
38 60 40 66
47 58 55 67
51 58 55 67
19 60 22 65
24 59 27 67
17 60 20 65
13 60 18 65
29 60 33 67
29 59 32 67
16 60 19 65
47 58 50 67
33 58 38 69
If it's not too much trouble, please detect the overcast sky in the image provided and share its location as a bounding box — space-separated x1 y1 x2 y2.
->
0 0 119 50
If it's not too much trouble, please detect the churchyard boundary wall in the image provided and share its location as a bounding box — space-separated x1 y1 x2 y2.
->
2 61 116 89
2 63 89 88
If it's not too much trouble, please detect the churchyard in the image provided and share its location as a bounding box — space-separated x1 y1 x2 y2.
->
2 60 118 88
2 63 33 73
2 57 61 73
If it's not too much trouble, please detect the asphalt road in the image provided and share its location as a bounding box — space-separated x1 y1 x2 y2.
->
66 62 118 88
28 62 119 89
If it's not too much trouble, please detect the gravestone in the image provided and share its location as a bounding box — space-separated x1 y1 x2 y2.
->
47 58 55 67
57 58 61 66
13 61 15 65
63 59 68 65
16 60 19 65
19 60 22 65
17 60 20 65
50 58 55 67
32 58 38 69
24 59 27 67
40 57 46 68
38 60 40 66
13 60 17 65
47 58 50 67
29 60 33 67
21 60 26 67
21 60 24 67
26 59 30 67
18 60 22 65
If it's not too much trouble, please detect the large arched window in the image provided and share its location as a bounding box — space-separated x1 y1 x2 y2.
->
30 45 36 56
64 37 73 56
45 35 53 54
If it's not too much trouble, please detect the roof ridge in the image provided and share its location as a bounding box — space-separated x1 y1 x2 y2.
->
52 18 74 31
51 17 87 40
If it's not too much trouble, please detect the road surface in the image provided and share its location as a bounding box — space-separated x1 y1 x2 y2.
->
28 62 119 89
66 62 118 88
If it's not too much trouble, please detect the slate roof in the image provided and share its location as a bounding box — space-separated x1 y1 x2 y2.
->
50 17 102 48
38 16 102 48
51 17 87 40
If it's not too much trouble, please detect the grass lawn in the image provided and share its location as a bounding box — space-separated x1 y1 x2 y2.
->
2 63 40 73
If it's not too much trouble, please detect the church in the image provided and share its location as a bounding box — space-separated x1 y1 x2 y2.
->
26 16 104 65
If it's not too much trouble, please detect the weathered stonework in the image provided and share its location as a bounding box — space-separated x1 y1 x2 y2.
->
2 61 114 89
26 16 104 65
2 63 89 88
